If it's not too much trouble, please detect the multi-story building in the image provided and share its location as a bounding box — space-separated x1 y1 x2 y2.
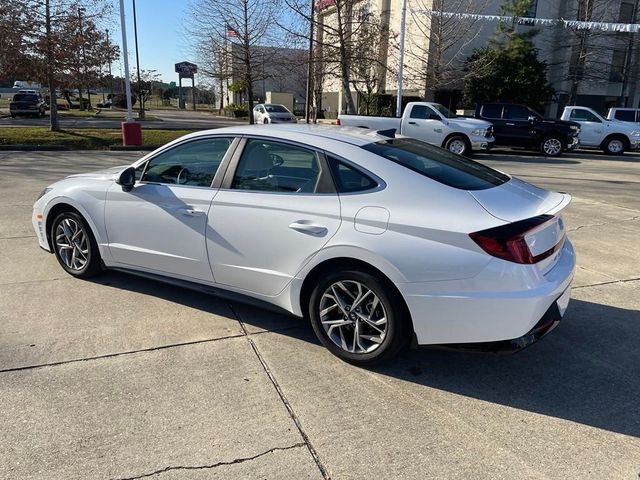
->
316 0 640 117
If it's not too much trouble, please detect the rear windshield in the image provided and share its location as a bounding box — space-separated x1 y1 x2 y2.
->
613 110 638 122
13 94 38 102
361 138 509 190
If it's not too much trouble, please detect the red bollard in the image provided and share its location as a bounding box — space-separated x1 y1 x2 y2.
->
121 122 142 146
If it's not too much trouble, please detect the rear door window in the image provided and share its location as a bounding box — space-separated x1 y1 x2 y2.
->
361 138 509 191
614 110 636 122
480 105 502 119
503 105 531 120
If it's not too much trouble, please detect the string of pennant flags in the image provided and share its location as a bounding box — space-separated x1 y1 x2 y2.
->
411 9 640 33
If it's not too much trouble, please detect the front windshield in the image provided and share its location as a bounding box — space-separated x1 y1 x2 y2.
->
431 103 457 119
265 104 289 113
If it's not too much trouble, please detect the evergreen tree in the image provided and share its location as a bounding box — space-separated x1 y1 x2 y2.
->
463 0 554 112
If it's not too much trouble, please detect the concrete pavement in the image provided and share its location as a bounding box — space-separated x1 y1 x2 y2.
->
0 148 638 479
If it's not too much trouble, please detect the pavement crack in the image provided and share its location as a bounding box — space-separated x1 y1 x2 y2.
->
0 334 246 374
573 277 640 289
567 215 640 232
110 443 306 480
229 303 331 480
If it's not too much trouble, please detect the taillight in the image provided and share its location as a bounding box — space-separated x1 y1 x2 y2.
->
336 118 341 125
469 214 559 264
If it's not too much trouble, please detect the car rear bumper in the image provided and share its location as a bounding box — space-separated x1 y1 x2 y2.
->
401 240 575 345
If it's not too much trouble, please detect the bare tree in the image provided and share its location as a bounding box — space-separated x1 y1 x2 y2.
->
186 0 281 124
406 0 492 100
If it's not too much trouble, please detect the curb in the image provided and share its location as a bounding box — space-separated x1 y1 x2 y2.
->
0 144 158 151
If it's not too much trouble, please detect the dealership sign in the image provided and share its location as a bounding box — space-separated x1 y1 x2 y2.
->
175 61 198 78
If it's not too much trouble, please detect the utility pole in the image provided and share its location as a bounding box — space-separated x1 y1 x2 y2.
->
119 0 134 123
78 7 91 109
305 0 314 123
395 0 408 118
106 28 113 98
132 0 144 118
45 0 59 131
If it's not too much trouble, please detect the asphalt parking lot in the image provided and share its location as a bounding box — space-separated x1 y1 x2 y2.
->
0 147 638 479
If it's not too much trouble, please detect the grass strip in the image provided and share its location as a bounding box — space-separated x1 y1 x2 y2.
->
0 127 195 150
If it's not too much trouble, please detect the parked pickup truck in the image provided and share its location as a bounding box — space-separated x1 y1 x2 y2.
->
338 102 494 155
561 106 640 155
9 93 47 118
475 103 580 157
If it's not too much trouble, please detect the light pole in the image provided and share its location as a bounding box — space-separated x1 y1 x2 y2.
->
395 0 407 118
132 0 144 118
305 0 314 123
119 0 141 146
106 28 113 98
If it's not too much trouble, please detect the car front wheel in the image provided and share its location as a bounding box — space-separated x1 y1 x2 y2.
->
309 270 410 365
541 136 564 157
51 211 103 278
445 135 470 156
603 136 626 155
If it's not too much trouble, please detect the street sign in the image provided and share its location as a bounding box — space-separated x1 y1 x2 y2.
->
175 61 198 78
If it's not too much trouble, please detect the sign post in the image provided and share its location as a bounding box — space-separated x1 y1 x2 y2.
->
175 61 198 111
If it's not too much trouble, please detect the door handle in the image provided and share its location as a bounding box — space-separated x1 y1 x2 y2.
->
289 221 328 236
505 122 515 126
408 121 417 125
179 208 205 217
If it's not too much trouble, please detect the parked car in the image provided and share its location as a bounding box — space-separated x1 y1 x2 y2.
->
33 125 574 365
475 103 580 157
561 106 640 155
253 103 298 124
606 107 640 124
338 102 494 155
9 93 47 118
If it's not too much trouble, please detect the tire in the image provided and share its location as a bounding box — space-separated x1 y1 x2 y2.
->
308 269 411 365
602 136 626 155
540 136 564 157
444 135 470 156
51 211 103 278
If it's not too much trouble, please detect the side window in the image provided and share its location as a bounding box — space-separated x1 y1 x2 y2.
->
480 105 502 119
503 105 531 120
232 139 321 193
614 110 635 122
142 137 232 187
410 105 429 119
570 109 601 122
327 156 378 193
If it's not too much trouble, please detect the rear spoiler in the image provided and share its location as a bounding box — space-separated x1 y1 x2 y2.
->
546 193 572 215
376 128 396 138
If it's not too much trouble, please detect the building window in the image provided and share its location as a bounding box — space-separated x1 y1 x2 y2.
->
610 49 626 82
619 1 635 22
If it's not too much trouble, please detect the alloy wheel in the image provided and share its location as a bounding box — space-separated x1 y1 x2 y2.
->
319 280 387 354
55 217 89 271
543 138 562 156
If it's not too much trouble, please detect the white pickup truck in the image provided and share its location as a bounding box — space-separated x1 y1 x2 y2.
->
560 106 640 155
337 102 494 155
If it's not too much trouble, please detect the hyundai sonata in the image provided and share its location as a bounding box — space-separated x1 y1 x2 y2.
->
33 125 574 364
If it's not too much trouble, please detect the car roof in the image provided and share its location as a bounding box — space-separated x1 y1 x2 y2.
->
184 124 390 146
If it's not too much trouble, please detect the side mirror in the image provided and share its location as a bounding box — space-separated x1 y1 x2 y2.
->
116 166 136 192
528 115 537 123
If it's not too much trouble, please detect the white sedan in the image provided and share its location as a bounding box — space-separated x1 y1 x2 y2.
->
33 126 575 364
253 103 298 124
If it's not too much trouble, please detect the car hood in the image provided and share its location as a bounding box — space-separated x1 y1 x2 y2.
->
468 177 570 222
446 117 491 130
65 165 128 180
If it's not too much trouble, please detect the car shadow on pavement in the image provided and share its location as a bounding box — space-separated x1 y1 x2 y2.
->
373 298 640 439
88 271 640 439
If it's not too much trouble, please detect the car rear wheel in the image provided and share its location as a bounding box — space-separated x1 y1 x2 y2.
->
603 136 626 155
445 135 470 156
51 211 102 278
309 270 410 365
541 136 563 157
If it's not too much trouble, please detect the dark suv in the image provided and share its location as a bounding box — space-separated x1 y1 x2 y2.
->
475 103 580 157
9 93 47 118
